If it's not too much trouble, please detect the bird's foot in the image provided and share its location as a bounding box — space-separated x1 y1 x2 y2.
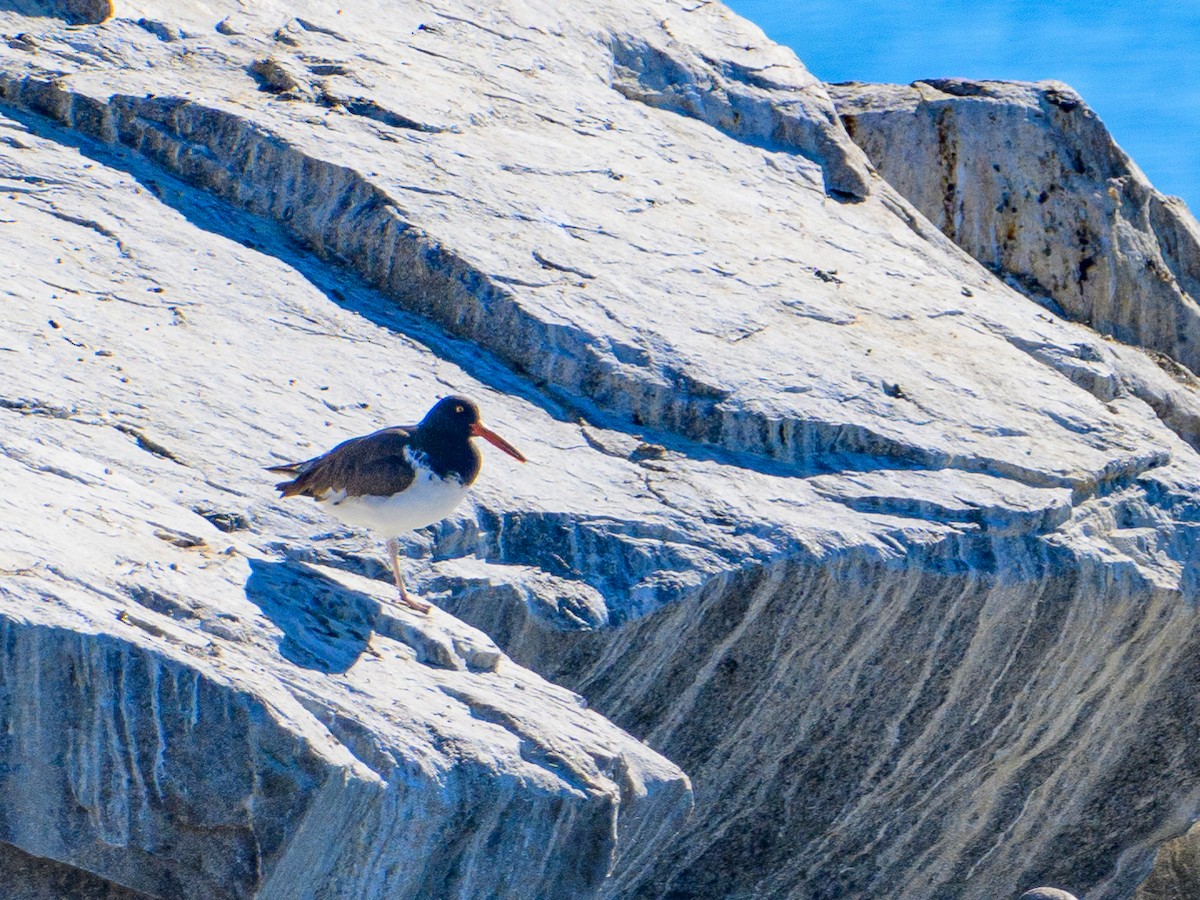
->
399 590 432 614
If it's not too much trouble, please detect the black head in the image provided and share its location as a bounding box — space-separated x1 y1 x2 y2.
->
416 395 527 464
418 396 480 438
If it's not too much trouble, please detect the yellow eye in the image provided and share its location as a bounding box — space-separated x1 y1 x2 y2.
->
455 404 464 414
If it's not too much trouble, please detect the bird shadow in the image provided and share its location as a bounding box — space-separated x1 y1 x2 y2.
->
244 557 380 674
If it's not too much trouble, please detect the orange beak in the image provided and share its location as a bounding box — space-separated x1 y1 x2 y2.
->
470 422 527 462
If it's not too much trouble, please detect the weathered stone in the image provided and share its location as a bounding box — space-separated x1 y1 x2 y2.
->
1139 820 1200 900
0 95 691 898
50 0 112 26
2 2 1200 899
0 841 151 900
831 79 1200 379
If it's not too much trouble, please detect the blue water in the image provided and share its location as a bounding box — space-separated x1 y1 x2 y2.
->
725 0 1200 214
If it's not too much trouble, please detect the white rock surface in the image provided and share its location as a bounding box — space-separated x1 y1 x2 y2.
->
1 1 1200 899
0 101 690 899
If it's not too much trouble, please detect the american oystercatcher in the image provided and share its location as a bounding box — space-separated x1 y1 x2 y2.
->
268 396 526 613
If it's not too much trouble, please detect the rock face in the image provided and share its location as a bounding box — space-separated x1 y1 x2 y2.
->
3 1 1200 898
0 29 692 897
1138 822 1200 900
830 79 1200 378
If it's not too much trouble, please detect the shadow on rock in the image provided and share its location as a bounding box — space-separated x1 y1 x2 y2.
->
0 0 111 24
245 557 380 674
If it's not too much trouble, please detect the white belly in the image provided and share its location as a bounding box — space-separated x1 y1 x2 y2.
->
317 471 468 536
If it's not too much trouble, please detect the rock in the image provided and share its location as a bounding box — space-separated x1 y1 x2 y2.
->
2 1 1200 899
606 5 873 198
0 82 691 898
1138 820 1200 900
247 58 315 101
134 18 188 42
0 841 150 900
831 78 1200 379
48 0 112 26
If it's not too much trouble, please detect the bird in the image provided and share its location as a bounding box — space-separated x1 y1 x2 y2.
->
268 396 526 613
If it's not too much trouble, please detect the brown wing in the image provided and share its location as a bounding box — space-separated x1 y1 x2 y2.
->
269 426 417 499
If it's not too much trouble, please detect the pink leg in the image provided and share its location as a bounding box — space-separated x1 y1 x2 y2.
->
387 537 430 613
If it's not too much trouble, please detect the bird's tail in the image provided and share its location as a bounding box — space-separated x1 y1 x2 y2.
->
266 462 307 496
